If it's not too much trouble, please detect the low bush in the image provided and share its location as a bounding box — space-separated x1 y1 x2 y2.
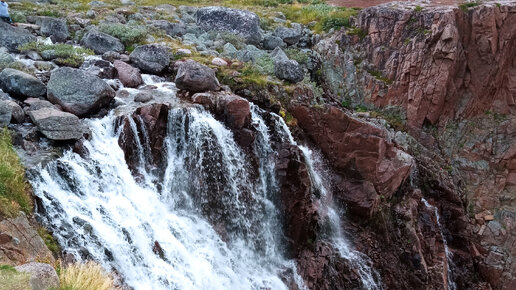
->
285 48 309 64
59 261 115 290
98 23 147 47
0 129 32 218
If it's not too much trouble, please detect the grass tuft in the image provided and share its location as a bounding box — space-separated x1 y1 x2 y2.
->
0 128 32 218
59 261 115 290
18 42 93 68
0 265 30 290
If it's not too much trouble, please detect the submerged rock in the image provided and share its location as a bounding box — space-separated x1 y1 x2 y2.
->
195 6 263 45
29 107 85 140
47 67 115 117
0 68 47 99
175 59 220 93
129 44 171 74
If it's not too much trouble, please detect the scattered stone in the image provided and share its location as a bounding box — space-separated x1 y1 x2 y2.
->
0 21 36 52
274 60 304 83
0 68 46 99
149 20 186 37
176 48 192 56
129 44 171 74
15 262 60 290
263 35 286 50
47 67 115 117
484 215 495 221
196 6 263 45
34 16 69 43
86 9 96 19
24 98 55 112
81 29 124 55
222 43 238 58
114 60 143 88
29 107 84 140
174 59 220 93
211 57 228 66
274 26 302 46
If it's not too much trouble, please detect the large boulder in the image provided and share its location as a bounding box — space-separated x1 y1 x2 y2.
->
81 29 124 54
0 99 24 125
274 60 304 83
0 21 36 52
192 91 250 129
34 16 69 43
47 67 115 117
0 214 55 266
15 263 60 290
0 68 46 99
274 26 301 46
129 44 170 74
28 107 85 140
175 59 220 93
196 6 263 45
113 60 143 88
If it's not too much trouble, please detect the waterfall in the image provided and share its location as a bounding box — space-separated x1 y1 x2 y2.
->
271 114 383 290
421 198 457 290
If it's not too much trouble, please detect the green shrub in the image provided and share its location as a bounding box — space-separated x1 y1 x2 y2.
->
367 69 393 84
285 48 309 64
18 42 93 68
0 129 32 218
459 2 479 12
255 55 275 75
10 12 27 23
281 4 357 33
37 227 60 255
98 23 147 47
414 5 423 12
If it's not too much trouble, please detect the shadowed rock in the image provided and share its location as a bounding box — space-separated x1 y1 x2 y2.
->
0 68 46 99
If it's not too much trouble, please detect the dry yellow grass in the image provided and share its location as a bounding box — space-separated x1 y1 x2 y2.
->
59 261 115 290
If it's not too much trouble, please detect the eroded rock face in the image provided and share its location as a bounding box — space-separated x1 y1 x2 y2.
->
47 67 115 117
196 6 263 45
0 214 55 266
291 104 412 216
192 91 250 130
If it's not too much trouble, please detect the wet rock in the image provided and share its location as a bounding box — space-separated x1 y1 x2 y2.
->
114 60 143 88
196 6 263 45
192 91 250 130
15 262 60 290
0 68 46 99
129 44 171 74
34 16 69 43
81 29 124 55
274 60 304 83
47 67 115 117
0 21 36 52
134 91 153 103
0 213 55 266
175 59 220 93
274 26 301 46
0 99 24 125
28 107 85 140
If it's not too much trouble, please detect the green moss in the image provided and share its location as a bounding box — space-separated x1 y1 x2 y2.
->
98 23 147 47
341 99 351 109
37 227 59 255
0 129 32 218
18 42 93 68
414 5 423 12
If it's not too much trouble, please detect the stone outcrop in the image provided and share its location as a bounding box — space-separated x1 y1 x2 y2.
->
0 214 55 266
196 6 263 45
47 67 115 117
274 60 304 83
0 69 46 99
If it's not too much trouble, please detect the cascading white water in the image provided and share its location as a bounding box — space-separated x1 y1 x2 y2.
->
31 105 306 290
271 113 383 290
421 198 457 290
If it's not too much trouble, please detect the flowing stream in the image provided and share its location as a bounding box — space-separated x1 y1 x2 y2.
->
421 198 457 290
28 79 380 289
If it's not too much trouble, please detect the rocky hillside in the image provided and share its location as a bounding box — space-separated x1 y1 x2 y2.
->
0 0 514 289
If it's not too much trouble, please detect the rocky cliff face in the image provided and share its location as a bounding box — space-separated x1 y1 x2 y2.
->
316 1 515 289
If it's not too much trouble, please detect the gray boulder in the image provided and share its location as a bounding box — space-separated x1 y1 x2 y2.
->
129 44 171 74
29 107 84 140
47 67 115 117
34 16 69 43
263 35 286 50
175 59 220 93
275 60 304 83
271 47 289 62
0 68 46 99
274 26 301 46
149 20 186 37
81 29 124 54
15 262 60 290
0 21 36 52
196 6 263 45
0 99 24 125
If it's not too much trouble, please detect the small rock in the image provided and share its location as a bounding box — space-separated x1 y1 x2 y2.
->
176 48 192 56
0 99 24 125
484 215 495 221
211 57 228 66
114 60 143 88
86 9 96 19
134 90 153 103
175 59 220 93
271 47 289 62
15 262 59 290
102 51 121 62
0 68 46 99
274 26 302 46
